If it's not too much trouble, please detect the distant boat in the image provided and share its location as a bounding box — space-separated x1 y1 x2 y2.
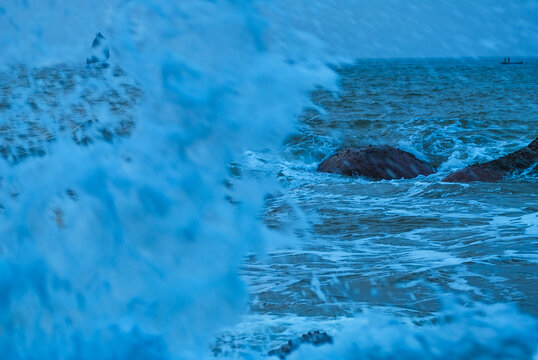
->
501 60 523 65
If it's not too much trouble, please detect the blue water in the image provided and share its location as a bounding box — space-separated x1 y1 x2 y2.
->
230 58 538 357
1 1 537 359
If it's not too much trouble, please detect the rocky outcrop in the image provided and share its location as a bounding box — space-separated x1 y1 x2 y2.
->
268 331 333 359
317 145 435 180
442 137 538 182
86 32 110 68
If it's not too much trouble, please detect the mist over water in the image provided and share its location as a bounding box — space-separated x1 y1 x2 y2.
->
1 1 334 358
1 1 537 359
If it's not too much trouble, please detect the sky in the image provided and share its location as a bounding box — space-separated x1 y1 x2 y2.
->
264 0 538 59
1 0 538 67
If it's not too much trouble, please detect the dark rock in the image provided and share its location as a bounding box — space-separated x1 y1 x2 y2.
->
442 137 538 182
86 32 110 68
268 331 333 359
317 145 435 180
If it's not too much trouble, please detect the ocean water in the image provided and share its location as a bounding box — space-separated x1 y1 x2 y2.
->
223 58 538 357
1 1 537 359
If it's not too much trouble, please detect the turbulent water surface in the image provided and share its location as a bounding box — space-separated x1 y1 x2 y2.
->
220 57 538 357
1 1 537 358
2 56 538 359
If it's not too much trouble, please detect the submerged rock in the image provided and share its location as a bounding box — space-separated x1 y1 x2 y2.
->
317 145 435 180
442 137 538 182
268 331 333 359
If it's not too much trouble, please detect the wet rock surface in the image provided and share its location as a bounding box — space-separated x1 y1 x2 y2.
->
443 137 538 182
317 145 435 180
86 32 110 67
268 330 333 359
